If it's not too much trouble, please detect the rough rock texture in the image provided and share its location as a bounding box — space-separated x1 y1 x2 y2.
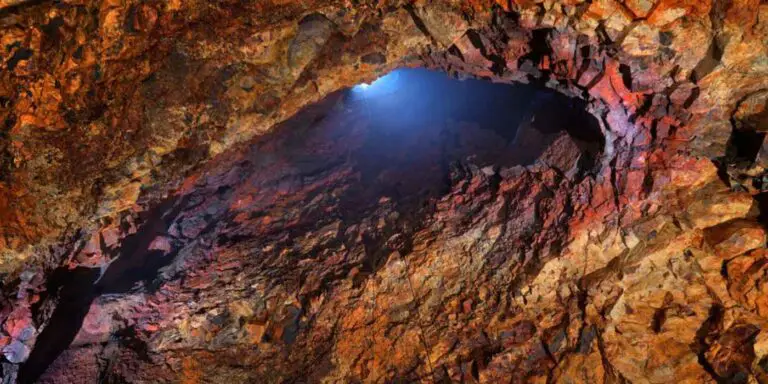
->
0 0 767 383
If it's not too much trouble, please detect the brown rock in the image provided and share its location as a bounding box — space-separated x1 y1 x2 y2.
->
0 0 767 382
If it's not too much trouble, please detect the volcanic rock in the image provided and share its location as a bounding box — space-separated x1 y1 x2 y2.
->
0 0 767 383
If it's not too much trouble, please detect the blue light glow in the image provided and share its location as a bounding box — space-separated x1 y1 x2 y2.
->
345 68 567 141
351 71 401 95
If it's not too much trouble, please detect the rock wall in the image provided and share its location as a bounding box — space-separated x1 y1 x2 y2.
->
0 0 767 382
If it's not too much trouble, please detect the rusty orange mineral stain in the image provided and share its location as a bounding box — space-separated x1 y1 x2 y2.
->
181 357 202 384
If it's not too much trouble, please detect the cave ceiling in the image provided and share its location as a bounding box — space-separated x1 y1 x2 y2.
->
0 0 768 382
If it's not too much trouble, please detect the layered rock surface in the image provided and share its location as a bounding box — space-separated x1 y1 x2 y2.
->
0 0 767 382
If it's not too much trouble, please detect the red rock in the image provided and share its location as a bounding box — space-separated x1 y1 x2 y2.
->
148 236 173 253
1 0 767 382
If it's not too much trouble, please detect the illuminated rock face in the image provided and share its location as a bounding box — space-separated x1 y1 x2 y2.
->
0 1 767 382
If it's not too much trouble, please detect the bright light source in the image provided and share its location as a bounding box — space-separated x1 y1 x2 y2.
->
352 82 371 93
351 71 401 96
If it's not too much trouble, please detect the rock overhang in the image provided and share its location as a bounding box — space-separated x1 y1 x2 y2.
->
0 0 767 382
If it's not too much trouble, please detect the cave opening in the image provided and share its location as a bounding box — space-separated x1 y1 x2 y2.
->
249 67 606 231
19 67 606 383
329 67 605 207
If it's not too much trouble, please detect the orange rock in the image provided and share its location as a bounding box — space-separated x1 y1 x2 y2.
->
1 0 767 382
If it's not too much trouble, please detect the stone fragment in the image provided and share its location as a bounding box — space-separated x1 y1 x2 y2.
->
705 323 760 381
148 236 173 253
2 341 29 364
625 0 656 18
412 4 468 48
287 13 334 75
734 90 768 131
704 219 766 259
